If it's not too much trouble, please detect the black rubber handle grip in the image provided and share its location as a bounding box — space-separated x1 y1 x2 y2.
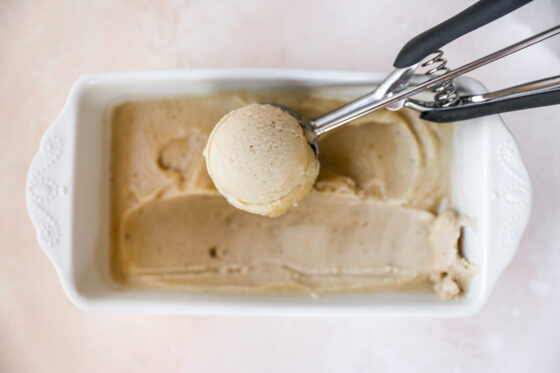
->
420 89 560 122
394 0 534 68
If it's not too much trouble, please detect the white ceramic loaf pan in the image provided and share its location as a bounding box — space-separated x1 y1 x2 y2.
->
26 69 531 316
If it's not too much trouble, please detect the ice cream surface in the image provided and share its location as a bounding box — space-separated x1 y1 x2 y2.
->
204 104 319 217
110 89 475 300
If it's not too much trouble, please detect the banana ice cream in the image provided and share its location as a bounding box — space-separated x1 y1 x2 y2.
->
110 90 475 300
204 104 319 217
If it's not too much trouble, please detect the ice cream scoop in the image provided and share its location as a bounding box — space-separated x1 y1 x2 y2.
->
204 20 560 217
204 104 319 217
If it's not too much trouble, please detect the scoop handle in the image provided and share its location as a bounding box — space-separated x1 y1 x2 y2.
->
420 89 560 122
393 0 534 68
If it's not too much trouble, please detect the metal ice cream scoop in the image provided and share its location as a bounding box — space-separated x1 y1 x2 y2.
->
273 0 560 156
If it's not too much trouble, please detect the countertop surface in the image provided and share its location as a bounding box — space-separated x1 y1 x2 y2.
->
1 1 559 372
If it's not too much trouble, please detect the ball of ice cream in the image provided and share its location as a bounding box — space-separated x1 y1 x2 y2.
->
204 104 319 217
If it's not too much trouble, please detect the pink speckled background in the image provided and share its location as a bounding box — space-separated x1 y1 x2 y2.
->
1 1 559 372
